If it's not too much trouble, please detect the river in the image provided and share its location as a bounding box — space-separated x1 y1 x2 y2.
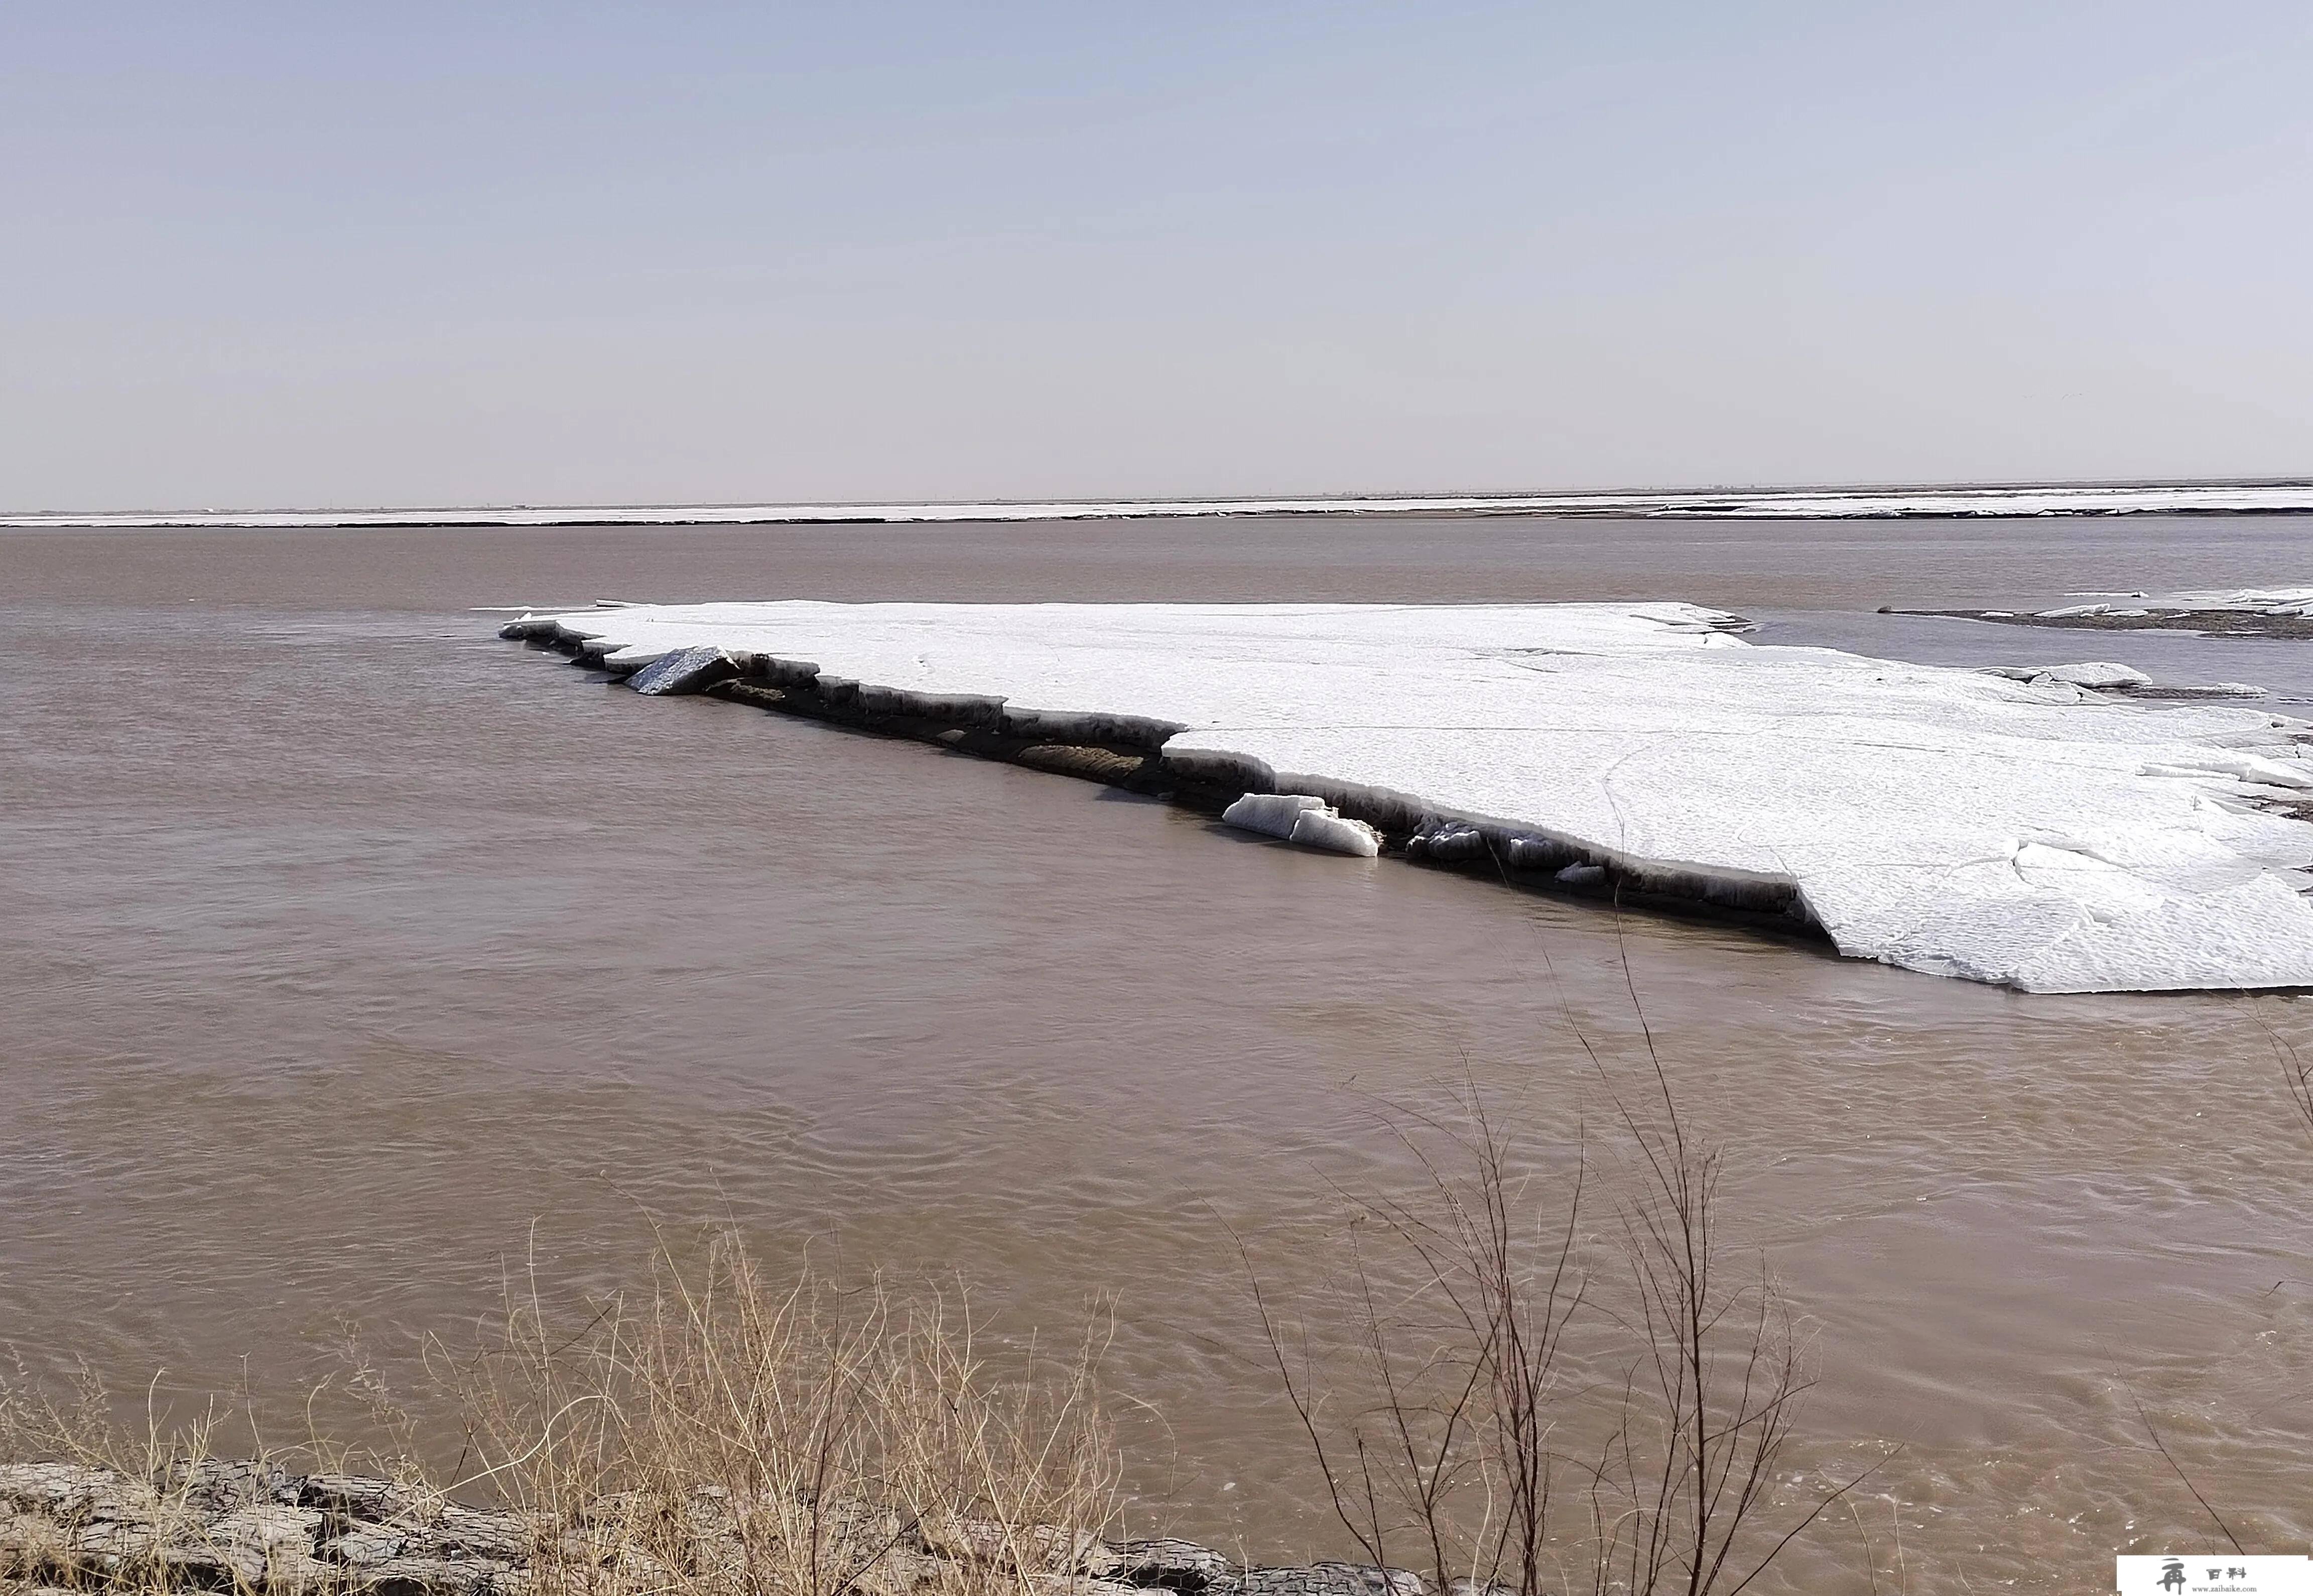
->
5 512 2310 1592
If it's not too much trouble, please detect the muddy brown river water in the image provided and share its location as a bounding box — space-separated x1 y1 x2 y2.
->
5 514 2312 1593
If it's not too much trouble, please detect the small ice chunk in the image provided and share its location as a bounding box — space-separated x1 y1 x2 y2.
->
1503 835 1570 871
1557 863 1608 887
2141 752 2313 790
1221 793 1379 856
2137 681 2270 701
2034 662 2151 690
2034 603 2111 619
1289 809 1383 857
1220 793 1327 839
628 645 736 696
1407 818 1488 862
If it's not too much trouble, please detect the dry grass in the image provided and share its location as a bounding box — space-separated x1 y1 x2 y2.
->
2 1238 1123 1596
445 1235 1122 1596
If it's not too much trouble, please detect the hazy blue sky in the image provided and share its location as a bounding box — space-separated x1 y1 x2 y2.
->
5 2 2309 509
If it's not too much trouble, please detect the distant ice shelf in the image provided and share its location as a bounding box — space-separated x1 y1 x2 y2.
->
1912 585 2313 640
17 480 2313 529
498 600 2313 995
2101 588 2313 615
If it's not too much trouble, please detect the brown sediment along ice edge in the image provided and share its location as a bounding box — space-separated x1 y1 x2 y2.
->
0 1459 1423 1596
495 617 1820 940
1896 607 2313 640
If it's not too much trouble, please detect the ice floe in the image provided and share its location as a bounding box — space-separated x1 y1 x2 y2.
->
1922 585 2313 641
2025 588 2313 622
1980 662 2151 690
2136 588 2313 616
1220 792 1383 857
499 600 2313 994
628 644 738 696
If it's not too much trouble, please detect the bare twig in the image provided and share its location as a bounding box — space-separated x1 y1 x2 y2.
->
2132 1392 2245 1556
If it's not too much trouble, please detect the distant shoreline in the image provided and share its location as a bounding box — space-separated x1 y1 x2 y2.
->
9 478 2313 529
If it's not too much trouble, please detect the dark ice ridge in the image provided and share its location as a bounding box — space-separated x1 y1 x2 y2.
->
497 614 1819 937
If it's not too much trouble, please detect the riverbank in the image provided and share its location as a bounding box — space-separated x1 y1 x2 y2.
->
0 1459 1413 1596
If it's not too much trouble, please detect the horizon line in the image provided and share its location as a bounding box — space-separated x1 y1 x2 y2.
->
9 472 2313 527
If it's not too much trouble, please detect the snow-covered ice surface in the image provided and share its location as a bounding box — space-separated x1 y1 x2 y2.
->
502 600 2313 994
1980 661 2152 690
17 481 2313 529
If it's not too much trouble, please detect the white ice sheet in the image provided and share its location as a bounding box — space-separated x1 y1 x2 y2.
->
505 600 2313 994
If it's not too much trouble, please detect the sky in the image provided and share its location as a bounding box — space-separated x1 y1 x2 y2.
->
4 1 2310 510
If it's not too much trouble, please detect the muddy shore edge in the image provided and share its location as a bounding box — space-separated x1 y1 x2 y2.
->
1 1459 1435 1596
